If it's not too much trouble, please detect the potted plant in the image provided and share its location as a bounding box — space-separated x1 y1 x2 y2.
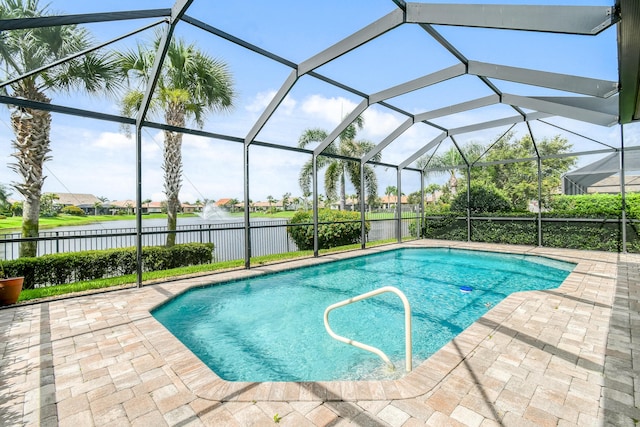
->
0 259 24 306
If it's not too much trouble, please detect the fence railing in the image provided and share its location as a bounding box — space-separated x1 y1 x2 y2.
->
0 216 422 261
0 220 292 261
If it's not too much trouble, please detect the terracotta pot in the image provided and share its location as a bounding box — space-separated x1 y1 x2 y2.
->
0 277 24 306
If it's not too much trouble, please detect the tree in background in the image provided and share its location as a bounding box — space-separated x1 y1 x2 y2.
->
472 134 575 210
0 0 120 256
118 34 235 246
281 192 291 211
419 134 574 211
418 142 485 197
298 118 380 210
266 195 275 212
0 183 11 215
450 184 512 214
407 191 421 206
228 198 239 213
39 193 58 217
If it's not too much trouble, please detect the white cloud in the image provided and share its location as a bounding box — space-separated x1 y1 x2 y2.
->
91 130 161 160
300 95 356 125
361 108 402 138
245 90 297 115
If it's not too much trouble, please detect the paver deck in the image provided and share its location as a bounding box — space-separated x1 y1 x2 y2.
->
1 240 638 426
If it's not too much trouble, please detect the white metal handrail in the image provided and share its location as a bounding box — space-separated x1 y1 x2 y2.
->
323 286 412 372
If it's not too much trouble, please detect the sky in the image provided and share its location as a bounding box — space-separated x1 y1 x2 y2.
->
0 0 638 204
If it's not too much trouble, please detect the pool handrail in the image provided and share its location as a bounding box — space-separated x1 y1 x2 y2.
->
323 285 412 373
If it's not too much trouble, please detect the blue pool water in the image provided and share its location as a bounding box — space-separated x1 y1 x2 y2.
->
152 248 574 382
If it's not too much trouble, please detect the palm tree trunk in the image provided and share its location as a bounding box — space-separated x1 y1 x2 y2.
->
164 104 185 247
9 90 52 258
164 130 182 247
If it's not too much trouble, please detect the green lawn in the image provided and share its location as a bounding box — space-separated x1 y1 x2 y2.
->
0 211 301 233
0 209 419 233
0 213 172 232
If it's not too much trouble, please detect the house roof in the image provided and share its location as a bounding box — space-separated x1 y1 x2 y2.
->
110 200 136 208
48 192 101 207
379 195 409 204
215 198 233 206
142 201 163 208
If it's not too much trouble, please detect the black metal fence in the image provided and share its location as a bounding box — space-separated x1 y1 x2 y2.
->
0 217 421 262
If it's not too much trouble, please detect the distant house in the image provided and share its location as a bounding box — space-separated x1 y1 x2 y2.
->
215 198 233 209
109 200 136 215
141 201 163 214
181 202 201 213
378 195 409 210
108 200 200 214
110 201 165 214
252 200 284 212
49 193 104 215
329 197 359 211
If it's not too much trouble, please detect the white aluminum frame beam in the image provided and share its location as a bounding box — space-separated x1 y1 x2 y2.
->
532 95 619 116
313 100 369 156
448 111 551 136
0 9 171 30
317 64 465 158
369 63 465 104
414 94 500 123
468 61 618 98
405 3 615 35
136 0 193 126
502 93 619 126
245 70 297 145
399 132 448 169
249 9 405 149
362 118 414 163
361 95 500 165
298 9 404 76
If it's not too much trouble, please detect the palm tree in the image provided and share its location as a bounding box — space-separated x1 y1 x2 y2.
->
384 186 397 208
298 118 380 210
118 34 235 246
0 183 11 214
228 198 239 213
417 142 485 196
266 195 275 212
281 192 291 211
0 0 121 257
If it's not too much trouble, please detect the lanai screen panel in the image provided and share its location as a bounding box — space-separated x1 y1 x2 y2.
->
0 0 637 207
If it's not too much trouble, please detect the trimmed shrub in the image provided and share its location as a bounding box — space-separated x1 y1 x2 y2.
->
471 217 538 246
450 184 512 214
60 205 86 216
287 209 369 250
547 193 622 218
417 214 468 241
3 243 214 289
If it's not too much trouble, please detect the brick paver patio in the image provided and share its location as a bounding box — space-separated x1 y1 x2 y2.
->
1 241 638 426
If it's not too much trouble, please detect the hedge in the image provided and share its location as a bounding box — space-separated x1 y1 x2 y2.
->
1 243 214 289
287 209 369 250
548 193 640 219
415 215 639 253
411 193 640 252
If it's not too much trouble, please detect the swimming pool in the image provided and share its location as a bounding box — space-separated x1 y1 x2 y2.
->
152 248 574 382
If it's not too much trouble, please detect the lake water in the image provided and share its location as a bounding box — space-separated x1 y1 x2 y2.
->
0 216 405 261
